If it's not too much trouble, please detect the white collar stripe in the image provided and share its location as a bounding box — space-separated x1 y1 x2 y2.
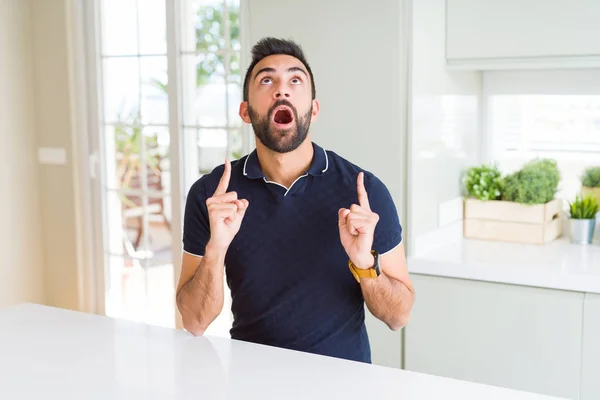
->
243 154 250 176
322 148 329 173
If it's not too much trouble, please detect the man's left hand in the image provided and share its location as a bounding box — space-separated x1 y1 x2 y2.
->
338 172 380 270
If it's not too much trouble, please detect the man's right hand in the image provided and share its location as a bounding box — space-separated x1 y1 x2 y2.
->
206 159 249 251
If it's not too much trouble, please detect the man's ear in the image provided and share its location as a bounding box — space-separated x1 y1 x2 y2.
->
239 102 251 124
311 99 320 122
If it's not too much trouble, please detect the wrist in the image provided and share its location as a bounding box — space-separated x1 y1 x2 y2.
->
205 240 229 260
351 253 375 270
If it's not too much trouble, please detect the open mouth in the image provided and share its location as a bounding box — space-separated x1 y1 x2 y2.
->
272 106 294 126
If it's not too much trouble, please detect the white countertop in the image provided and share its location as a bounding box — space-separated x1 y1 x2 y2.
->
0 303 565 400
408 237 600 293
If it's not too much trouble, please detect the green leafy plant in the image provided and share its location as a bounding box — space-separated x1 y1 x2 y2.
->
462 164 503 201
151 3 241 92
582 166 600 188
501 159 560 205
569 194 599 219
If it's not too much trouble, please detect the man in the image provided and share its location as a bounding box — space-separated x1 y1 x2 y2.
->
176 37 414 364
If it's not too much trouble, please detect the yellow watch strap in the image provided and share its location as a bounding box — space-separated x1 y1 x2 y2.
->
348 253 378 283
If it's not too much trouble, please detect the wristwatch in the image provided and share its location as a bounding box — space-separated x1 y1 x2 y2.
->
348 250 381 283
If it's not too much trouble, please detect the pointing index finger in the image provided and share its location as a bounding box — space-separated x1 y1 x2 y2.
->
214 158 231 196
357 172 371 211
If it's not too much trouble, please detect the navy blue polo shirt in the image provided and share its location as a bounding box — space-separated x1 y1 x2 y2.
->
182 142 402 363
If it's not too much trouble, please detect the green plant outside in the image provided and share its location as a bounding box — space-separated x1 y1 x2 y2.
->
151 4 240 92
115 2 242 192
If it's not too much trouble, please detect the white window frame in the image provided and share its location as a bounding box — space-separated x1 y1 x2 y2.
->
482 69 600 162
77 0 251 320
481 68 600 203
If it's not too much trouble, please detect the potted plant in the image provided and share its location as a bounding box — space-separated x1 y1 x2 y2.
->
462 159 563 244
568 194 599 244
501 159 560 205
462 163 503 201
581 166 600 205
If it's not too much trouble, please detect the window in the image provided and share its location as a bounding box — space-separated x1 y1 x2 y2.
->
484 70 600 202
180 0 244 194
93 0 244 329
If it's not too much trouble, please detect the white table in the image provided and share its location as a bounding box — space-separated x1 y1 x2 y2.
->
0 303 565 400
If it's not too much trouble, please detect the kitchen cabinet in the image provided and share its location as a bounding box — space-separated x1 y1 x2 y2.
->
366 307 402 369
404 274 584 399
446 0 600 69
581 293 600 400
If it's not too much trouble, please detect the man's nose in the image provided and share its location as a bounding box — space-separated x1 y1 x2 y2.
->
274 84 291 99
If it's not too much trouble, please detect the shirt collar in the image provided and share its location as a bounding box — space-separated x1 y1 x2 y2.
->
243 142 329 180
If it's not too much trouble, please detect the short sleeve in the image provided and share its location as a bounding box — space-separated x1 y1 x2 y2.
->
182 179 211 257
364 172 403 255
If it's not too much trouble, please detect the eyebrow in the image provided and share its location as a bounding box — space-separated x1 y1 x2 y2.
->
253 66 309 80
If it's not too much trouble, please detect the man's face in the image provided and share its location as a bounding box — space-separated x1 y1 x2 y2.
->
240 54 319 153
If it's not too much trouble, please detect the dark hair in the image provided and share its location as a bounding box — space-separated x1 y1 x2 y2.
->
242 37 316 101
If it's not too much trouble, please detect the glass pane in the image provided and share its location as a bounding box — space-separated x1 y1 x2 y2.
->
140 56 169 125
107 124 142 190
107 124 168 192
229 129 243 161
489 94 600 201
104 254 135 318
143 257 175 328
105 255 175 329
147 195 172 263
182 128 201 195
104 190 130 255
182 0 240 54
227 56 242 84
101 0 138 56
226 81 243 128
181 128 228 190
138 0 167 55
119 193 146 254
103 58 140 123
106 190 174 328
197 128 228 174
110 192 172 259
227 0 241 53
182 54 227 126
143 125 171 195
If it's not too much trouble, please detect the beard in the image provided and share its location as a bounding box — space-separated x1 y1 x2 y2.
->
248 99 312 154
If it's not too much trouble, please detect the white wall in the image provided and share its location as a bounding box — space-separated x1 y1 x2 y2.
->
246 0 408 213
0 0 46 306
409 0 481 255
246 0 409 369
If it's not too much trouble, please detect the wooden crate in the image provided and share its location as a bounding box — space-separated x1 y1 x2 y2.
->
463 198 563 244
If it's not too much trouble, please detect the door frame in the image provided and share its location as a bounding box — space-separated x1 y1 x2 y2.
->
81 0 251 325
81 0 107 315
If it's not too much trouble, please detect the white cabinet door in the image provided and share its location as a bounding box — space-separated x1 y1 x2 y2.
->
446 0 600 68
581 293 600 400
405 274 584 399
